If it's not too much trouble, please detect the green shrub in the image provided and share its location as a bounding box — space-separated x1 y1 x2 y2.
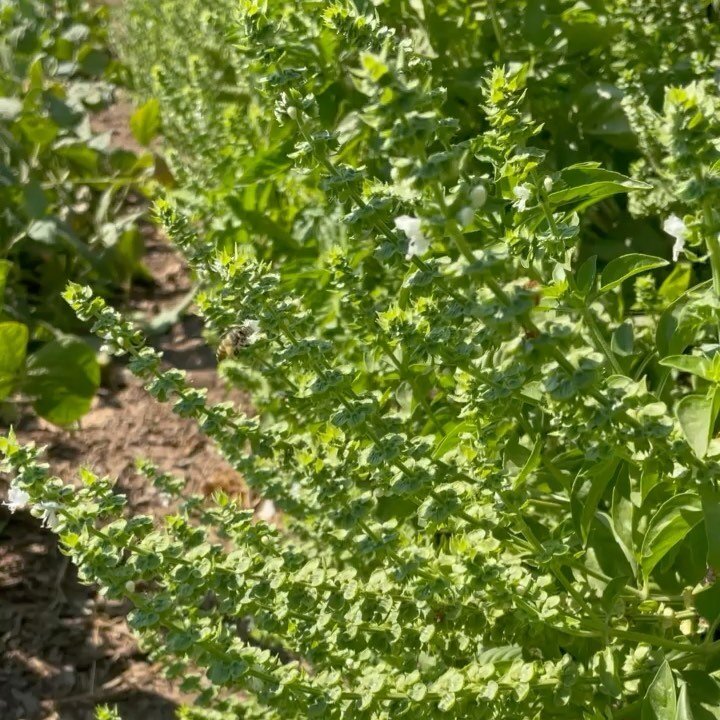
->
0 0 152 424
5 0 720 717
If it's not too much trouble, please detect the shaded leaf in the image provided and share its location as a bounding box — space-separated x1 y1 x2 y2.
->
600 254 669 293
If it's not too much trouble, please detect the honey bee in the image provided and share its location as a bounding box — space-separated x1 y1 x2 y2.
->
217 321 259 360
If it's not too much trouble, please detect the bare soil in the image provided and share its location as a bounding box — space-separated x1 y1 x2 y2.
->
0 94 249 719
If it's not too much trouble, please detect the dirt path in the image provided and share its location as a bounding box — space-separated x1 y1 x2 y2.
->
0 92 249 720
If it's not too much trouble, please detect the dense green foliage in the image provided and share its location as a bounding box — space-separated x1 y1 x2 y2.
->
5 0 720 717
0 0 152 423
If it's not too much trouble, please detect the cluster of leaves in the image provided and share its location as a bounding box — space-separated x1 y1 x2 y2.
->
5 0 720 718
0 0 153 424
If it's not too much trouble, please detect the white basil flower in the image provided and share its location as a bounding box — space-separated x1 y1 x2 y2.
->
394 215 430 259
457 206 475 228
543 176 554 194
4 486 30 513
513 184 533 211
663 214 687 262
469 185 487 209
38 501 61 530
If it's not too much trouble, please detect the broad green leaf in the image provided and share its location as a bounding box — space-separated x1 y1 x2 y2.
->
676 394 716 459
610 466 637 576
656 281 712 357
24 336 100 426
548 162 651 212
599 254 669 293
571 457 620 544
660 355 713 381
130 99 161 146
658 263 692 302
642 661 676 720
575 255 597 296
641 492 703 580
432 420 474 459
611 322 634 356
0 322 29 400
701 486 720 572
676 683 694 720
0 260 11 299
513 436 542 489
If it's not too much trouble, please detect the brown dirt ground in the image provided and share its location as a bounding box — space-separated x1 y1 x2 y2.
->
0 92 251 718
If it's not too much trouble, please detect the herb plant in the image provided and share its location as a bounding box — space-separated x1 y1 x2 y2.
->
5 1 720 717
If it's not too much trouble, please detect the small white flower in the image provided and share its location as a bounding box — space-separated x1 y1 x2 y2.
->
255 499 276 522
394 215 430 259
457 206 475 228
4 486 30 513
245 319 261 345
543 176 554 194
125 580 136 593
513 184 533 212
38 501 61 530
663 214 687 262
469 185 487 209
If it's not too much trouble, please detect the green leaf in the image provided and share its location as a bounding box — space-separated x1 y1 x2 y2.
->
571 457 620 544
599 254 669 293
676 683 694 720
610 466 637 576
611 322 634 356
676 394 716 459
701 485 720 572
0 260 11 299
642 661 676 720
548 162 651 213
513 436 542 489
658 263 692 303
660 355 713 382
0 322 29 400
130 99 161 146
432 420 474 459
23 336 100 426
575 255 597 296
641 492 703 581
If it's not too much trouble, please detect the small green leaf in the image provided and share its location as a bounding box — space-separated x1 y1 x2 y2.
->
513 436 542 489
548 163 651 213
701 486 720 573
641 493 703 581
575 255 597 296
23 336 100 426
611 322 634 356
432 420 474 459
0 260 11 299
676 394 716 459
571 457 621 544
130 99 161 146
0 322 29 400
676 683 694 720
642 661 676 720
658 263 692 302
600 254 669 293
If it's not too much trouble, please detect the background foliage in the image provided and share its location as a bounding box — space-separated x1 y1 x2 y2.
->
0 0 152 424
5 0 720 718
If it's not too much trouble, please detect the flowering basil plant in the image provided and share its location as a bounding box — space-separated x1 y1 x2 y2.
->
5 1 720 718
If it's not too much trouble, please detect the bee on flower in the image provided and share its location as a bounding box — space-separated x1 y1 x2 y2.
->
217 320 261 360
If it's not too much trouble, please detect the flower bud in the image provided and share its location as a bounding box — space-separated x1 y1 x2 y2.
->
457 206 474 228
125 580 136 593
469 184 487 208
543 176 553 194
